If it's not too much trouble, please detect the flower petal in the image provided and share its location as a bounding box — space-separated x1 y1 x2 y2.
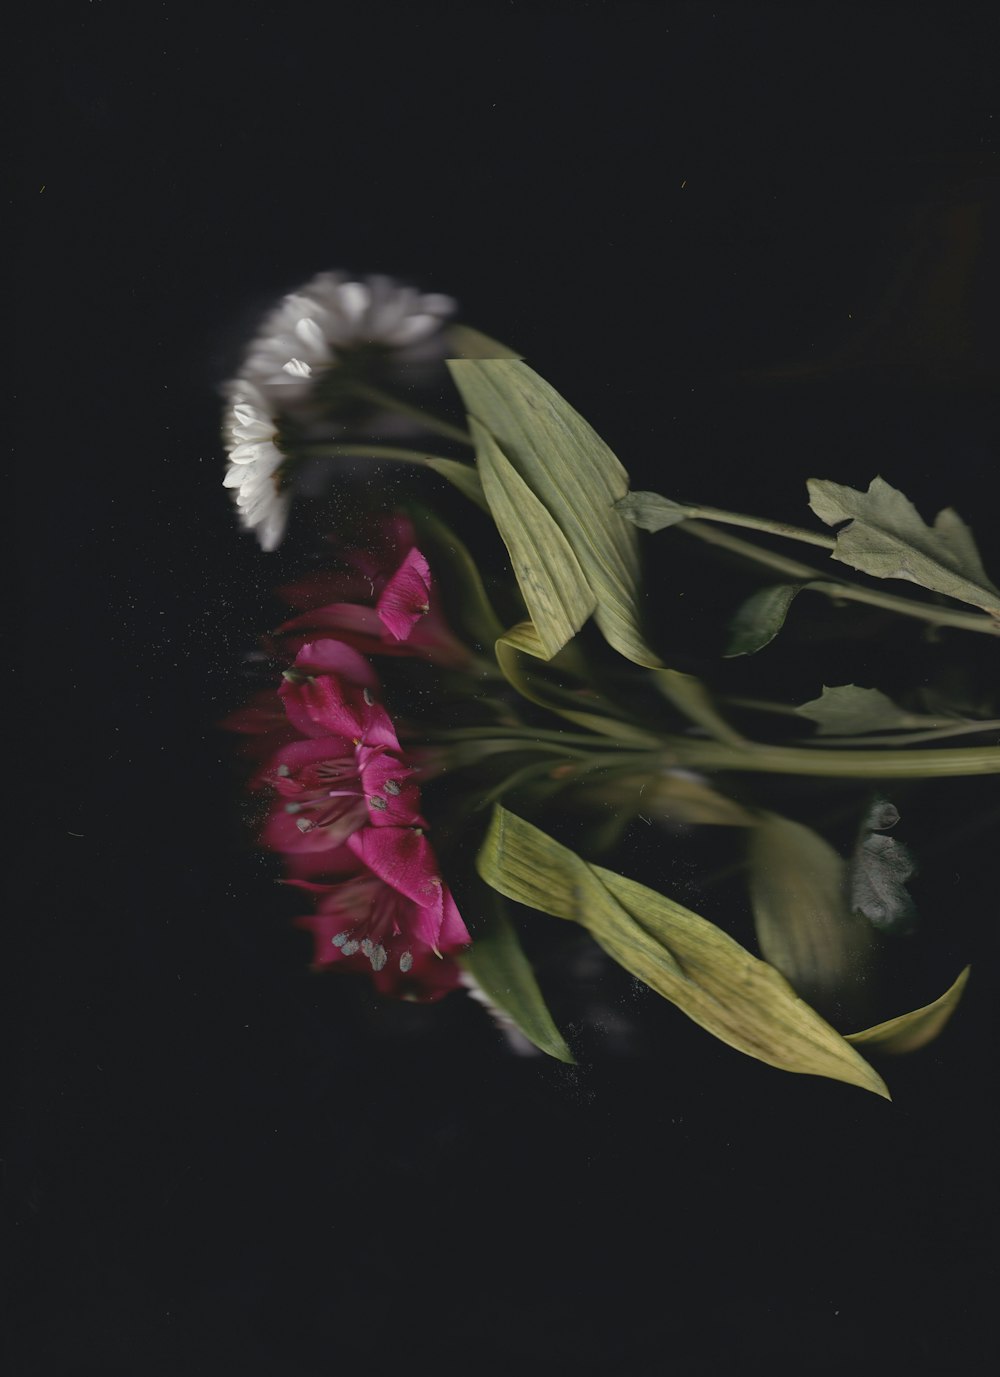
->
376 547 432 642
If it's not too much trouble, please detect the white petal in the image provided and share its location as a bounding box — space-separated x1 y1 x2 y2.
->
282 357 313 378
382 312 440 346
336 280 371 323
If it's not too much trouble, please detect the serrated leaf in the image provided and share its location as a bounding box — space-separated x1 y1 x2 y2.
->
448 359 661 667
848 795 917 932
458 890 575 1062
615 490 692 531
725 583 808 656
807 476 1000 616
794 684 948 736
477 806 889 1097
747 813 874 1004
472 418 597 659
846 967 970 1053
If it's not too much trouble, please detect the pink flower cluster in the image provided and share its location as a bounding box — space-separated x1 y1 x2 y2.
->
230 520 471 1001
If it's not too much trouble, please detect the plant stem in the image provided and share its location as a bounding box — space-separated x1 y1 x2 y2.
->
665 739 1000 778
350 382 474 446
681 505 837 550
680 521 1000 636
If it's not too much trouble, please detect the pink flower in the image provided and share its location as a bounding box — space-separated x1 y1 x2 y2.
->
273 517 470 668
260 642 424 856
290 829 470 1001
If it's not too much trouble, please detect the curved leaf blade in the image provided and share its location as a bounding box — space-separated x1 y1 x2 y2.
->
616 490 692 531
448 360 662 667
794 684 949 736
747 813 874 1004
459 890 575 1063
477 806 889 1097
725 583 806 656
472 418 596 659
846 967 970 1053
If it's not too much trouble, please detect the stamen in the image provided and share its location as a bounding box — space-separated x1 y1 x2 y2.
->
383 779 402 797
360 938 374 958
295 817 313 833
341 939 360 956
399 951 414 973
363 687 375 706
276 764 291 777
370 944 387 972
369 795 388 811
331 932 349 948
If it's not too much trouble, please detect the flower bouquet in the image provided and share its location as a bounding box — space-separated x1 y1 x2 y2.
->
222 270 998 1098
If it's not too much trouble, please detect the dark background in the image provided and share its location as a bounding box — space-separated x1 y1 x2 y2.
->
11 3 998 1373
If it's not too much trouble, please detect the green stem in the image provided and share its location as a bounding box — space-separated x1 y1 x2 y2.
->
681 505 837 550
350 382 473 446
680 521 1000 636
666 739 1000 778
790 720 1000 747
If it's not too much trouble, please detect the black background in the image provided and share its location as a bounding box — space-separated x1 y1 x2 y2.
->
11 3 999 1373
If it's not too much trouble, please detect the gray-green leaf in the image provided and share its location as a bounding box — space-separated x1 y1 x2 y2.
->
794 684 950 736
725 583 808 656
477 806 889 1097
615 490 692 531
846 967 970 1053
807 476 1000 616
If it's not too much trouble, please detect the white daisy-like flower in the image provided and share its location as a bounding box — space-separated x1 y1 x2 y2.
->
222 271 459 549
222 381 290 552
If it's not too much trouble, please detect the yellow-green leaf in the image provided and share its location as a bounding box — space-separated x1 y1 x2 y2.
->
808 476 1000 616
846 967 970 1053
616 490 692 530
445 323 523 359
448 360 661 667
725 583 807 656
747 813 874 1004
477 806 889 1097
472 418 596 659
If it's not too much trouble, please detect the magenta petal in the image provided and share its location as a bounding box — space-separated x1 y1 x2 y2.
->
293 638 379 688
347 827 443 909
361 753 426 828
376 548 432 642
438 887 472 951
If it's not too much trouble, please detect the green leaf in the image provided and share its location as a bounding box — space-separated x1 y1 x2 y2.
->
807 476 1000 616
458 890 575 1062
747 813 874 1004
477 806 889 1097
794 684 948 736
471 418 597 659
615 490 692 531
846 967 970 1054
448 359 661 667
445 323 523 359
725 583 807 656
847 794 917 932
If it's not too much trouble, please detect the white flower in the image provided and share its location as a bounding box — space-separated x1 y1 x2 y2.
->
222 382 290 552
222 271 458 548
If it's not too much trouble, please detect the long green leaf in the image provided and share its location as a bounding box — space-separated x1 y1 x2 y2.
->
477 806 890 1096
846 967 970 1053
445 323 523 359
472 418 596 658
747 813 874 1003
808 476 1000 616
448 360 661 667
459 890 575 1062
